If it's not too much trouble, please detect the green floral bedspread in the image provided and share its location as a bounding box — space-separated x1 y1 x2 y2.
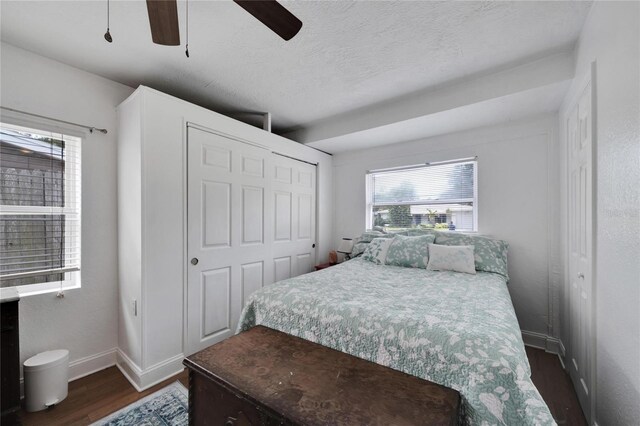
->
238 259 555 425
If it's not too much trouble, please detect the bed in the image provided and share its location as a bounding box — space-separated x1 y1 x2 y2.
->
238 258 554 425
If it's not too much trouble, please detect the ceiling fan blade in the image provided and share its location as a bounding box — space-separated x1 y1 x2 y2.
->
146 0 180 46
233 0 302 41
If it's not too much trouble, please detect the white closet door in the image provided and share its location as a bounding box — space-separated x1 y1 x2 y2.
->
566 80 594 418
186 127 273 354
186 127 317 355
271 154 317 282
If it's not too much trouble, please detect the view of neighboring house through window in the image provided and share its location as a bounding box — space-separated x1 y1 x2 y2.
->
0 122 81 296
366 158 477 232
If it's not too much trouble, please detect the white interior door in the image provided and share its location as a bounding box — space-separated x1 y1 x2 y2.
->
566 80 594 419
186 127 317 355
187 126 273 354
271 154 317 281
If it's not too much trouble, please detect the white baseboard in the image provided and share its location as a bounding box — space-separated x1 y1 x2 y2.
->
557 339 567 369
69 348 117 381
20 347 117 398
558 338 566 356
115 349 143 391
21 347 182 396
522 330 561 354
116 349 185 392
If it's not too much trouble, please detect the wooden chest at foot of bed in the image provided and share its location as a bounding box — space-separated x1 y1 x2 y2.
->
183 326 460 426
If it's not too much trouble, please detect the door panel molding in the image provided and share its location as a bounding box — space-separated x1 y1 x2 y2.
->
241 186 264 245
202 181 231 248
201 267 231 338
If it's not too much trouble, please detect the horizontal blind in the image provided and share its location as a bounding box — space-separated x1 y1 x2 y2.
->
0 123 81 290
369 160 476 231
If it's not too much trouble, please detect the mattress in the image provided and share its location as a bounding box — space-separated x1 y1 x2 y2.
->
238 258 555 425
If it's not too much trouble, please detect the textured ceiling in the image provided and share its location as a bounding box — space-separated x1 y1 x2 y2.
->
0 1 591 132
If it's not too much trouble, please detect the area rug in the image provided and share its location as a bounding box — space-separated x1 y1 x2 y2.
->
91 381 188 426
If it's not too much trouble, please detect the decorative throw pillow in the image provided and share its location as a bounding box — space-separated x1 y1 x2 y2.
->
385 234 435 269
426 244 476 274
434 232 509 279
350 241 369 258
359 231 393 243
403 228 439 237
350 231 394 258
361 237 395 265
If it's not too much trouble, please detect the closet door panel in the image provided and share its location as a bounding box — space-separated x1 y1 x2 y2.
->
274 191 292 241
271 155 317 279
187 127 272 354
242 186 264 245
187 127 317 356
241 261 264 306
203 182 231 248
202 267 231 338
298 194 312 240
274 256 292 282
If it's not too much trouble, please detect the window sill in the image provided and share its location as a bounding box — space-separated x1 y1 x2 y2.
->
0 287 20 303
0 282 80 301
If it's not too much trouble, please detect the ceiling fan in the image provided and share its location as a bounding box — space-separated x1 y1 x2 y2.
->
145 0 303 47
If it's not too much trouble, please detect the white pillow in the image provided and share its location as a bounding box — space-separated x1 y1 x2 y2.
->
426 244 476 274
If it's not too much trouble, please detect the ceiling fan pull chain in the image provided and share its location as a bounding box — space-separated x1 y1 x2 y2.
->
104 0 112 43
185 0 189 57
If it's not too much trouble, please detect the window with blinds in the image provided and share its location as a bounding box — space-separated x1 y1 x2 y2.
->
0 122 81 296
366 159 477 232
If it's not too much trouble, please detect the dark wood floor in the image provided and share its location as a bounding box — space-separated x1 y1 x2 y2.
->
12 368 189 426
9 347 585 426
525 347 587 425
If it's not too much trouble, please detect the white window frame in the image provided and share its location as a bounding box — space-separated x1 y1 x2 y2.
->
0 117 83 298
366 158 478 232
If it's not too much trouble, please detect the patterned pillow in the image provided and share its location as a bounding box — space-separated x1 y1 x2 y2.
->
434 232 509 279
359 231 393 243
361 237 395 265
350 241 369 258
403 228 439 237
385 234 435 269
426 244 476 274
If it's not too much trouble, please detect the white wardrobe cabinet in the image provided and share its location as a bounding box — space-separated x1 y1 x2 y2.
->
116 87 332 390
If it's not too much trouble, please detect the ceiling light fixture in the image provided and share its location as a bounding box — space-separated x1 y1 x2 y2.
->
104 0 113 43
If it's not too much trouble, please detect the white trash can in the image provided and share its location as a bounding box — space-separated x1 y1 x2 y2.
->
23 349 69 412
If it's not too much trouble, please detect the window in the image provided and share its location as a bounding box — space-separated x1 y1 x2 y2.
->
0 122 81 296
366 158 477 232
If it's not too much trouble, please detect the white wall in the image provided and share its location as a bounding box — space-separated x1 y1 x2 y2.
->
332 115 561 339
565 3 640 425
0 43 134 379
